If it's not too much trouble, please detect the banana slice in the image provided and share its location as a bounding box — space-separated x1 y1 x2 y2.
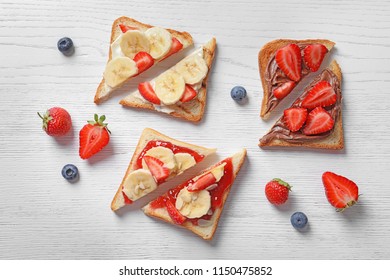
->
104 57 138 88
145 27 172 60
142 146 177 172
154 70 185 105
174 153 196 173
120 30 150 59
122 169 157 201
210 162 227 182
175 188 211 219
175 54 208 84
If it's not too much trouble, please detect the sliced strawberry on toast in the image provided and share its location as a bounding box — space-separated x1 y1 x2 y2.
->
138 82 160 105
304 44 328 72
301 81 337 109
143 156 170 184
275 43 302 82
302 107 334 135
283 107 308 132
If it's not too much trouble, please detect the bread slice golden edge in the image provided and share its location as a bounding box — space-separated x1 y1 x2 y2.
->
142 148 247 240
259 39 336 119
94 16 194 104
119 38 217 122
111 128 217 211
259 60 344 150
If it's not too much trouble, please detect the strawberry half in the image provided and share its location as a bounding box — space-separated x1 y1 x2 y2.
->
138 82 161 105
133 51 154 73
143 156 170 184
302 107 334 135
79 114 110 159
165 199 186 224
301 81 337 109
322 171 359 211
187 172 216 192
275 44 302 82
119 24 138 33
283 107 308 132
273 81 296 99
303 44 328 72
180 85 197 103
162 38 183 60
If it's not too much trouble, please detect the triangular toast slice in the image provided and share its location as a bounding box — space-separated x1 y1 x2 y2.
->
95 16 193 104
143 149 247 240
111 128 216 211
259 39 335 119
259 60 343 149
119 38 217 122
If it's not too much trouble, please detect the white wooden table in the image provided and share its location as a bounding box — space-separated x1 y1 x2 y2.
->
1 0 390 259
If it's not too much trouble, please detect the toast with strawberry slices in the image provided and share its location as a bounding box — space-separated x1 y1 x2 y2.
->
111 128 216 211
143 149 246 240
259 60 343 149
259 39 335 119
119 38 217 122
94 16 193 104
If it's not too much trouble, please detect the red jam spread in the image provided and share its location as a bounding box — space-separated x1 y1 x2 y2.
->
136 140 205 168
150 158 234 225
121 188 133 204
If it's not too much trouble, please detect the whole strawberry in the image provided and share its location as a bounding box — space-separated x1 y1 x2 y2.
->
79 114 110 159
265 178 292 205
322 171 359 211
38 107 72 136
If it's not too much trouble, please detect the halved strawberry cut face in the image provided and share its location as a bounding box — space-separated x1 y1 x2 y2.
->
275 44 302 82
302 107 334 135
162 37 183 60
119 24 138 33
143 156 170 184
302 81 336 109
187 172 216 192
133 52 154 74
180 85 197 103
138 82 161 105
273 81 296 99
283 107 308 132
165 199 186 224
303 44 328 72
322 171 359 210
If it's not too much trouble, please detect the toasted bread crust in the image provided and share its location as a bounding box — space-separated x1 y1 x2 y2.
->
259 60 343 150
259 39 335 119
119 38 217 122
143 149 247 240
111 128 216 211
94 16 194 104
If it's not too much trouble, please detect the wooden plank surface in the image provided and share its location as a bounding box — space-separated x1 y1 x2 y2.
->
1 0 389 259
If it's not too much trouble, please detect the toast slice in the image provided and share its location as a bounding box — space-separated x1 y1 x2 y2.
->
119 38 217 122
95 16 193 104
111 128 216 211
259 60 343 149
259 39 335 119
143 149 247 240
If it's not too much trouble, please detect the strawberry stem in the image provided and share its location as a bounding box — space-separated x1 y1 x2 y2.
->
87 114 111 134
273 178 292 190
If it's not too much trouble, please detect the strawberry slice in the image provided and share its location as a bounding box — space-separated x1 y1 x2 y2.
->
283 107 308 132
322 171 359 211
138 82 161 105
187 172 216 192
273 81 296 99
143 156 170 184
122 191 133 205
180 85 197 103
302 107 334 135
162 38 183 60
133 52 154 73
301 81 337 109
275 44 302 82
303 44 328 72
79 114 110 159
165 200 186 224
119 24 138 33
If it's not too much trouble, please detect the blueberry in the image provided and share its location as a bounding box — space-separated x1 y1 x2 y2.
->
57 37 74 56
61 164 79 181
230 86 247 101
290 212 308 230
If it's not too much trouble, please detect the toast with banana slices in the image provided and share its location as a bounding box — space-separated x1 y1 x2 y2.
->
143 149 246 240
95 16 193 104
259 60 343 150
120 38 217 122
111 128 216 211
259 39 335 119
